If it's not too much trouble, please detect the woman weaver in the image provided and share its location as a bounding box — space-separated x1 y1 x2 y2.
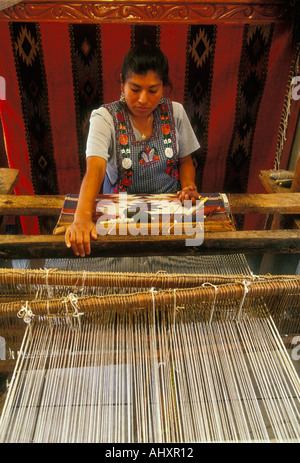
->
65 43 200 257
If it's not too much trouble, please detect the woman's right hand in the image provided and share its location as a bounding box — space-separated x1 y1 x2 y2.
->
65 220 98 257
64 156 107 257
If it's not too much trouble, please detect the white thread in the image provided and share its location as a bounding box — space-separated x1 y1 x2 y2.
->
167 219 177 233
43 268 52 315
150 287 157 315
80 270 87 293
236 281 250 320
202 282 218 324
173 288 177 324
17 301 35 324
249 271 264 281
62 293 84 318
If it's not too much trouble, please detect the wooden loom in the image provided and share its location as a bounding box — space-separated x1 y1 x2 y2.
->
0 267 299 442
0 191 300 258
0 0 300 444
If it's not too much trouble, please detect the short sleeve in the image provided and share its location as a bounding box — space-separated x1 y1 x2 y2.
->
85 107 115 161
172 102 200 158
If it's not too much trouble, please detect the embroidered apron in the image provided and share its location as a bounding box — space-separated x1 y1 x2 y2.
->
104 98 179 194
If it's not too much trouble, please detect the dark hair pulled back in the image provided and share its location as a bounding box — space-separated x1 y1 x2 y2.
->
121 43 172 89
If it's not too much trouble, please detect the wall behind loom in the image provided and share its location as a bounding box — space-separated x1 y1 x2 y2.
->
0 22 296 234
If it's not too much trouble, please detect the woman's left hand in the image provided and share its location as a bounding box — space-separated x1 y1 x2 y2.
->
177 185 200 204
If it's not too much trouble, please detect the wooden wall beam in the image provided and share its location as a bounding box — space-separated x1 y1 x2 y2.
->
0 0 293 24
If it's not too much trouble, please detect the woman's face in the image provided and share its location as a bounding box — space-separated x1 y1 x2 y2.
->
121 71 164 118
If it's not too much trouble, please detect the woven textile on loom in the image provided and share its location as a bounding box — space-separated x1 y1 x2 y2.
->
0 267 299 443
0 22 297 234
53 192 235 235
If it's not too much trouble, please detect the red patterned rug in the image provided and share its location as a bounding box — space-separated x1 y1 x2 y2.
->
0 22 296 234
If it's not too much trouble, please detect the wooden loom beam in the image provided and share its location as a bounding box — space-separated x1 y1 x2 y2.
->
0 229 299 258
2 278 299 314
1 193 300 216
1 268 298 290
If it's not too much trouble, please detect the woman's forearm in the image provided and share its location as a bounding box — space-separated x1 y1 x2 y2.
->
178 155 196 189
74 156 107 222
65 156 107 257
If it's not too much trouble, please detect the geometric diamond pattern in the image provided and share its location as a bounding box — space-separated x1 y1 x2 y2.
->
185 24 217 189
242 70 262 107
10 21 59 233
224 24 273 196
69 23 103 178
15 26 38 67
190 28 212 69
